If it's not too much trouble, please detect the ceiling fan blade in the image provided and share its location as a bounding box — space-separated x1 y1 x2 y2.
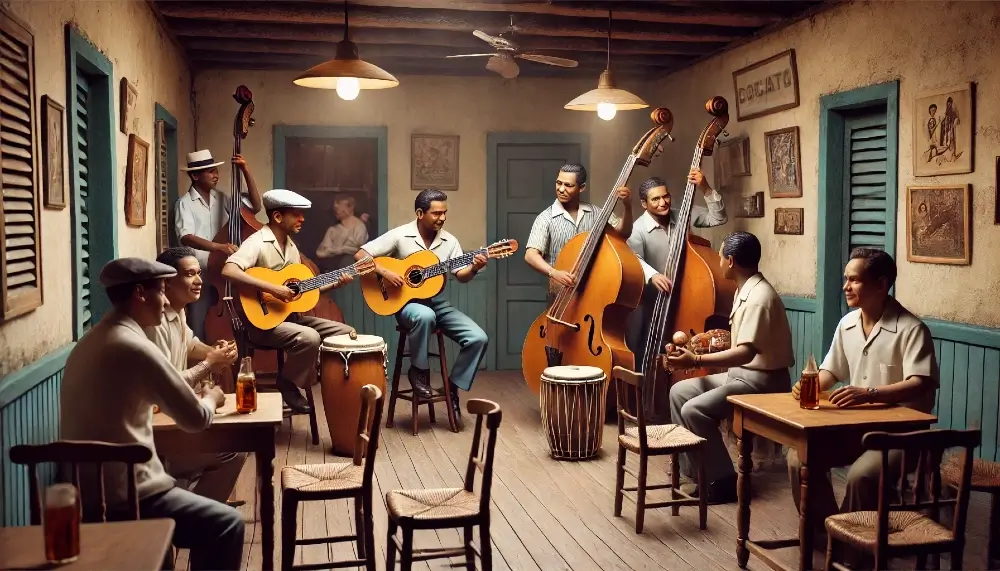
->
516 53 579 68
446 53 497 58
473 29 518 51
486 54 519 79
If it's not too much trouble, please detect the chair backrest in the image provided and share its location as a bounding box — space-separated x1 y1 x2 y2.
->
863 428 980 547
9 440 153 525
463 398 502 515
353 384 385 488
612 366 648 451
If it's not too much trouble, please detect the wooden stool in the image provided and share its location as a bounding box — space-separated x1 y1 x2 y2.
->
281 385 383 571
941 456 1000 569
245 342 319 446
385 325 458 435
611 367 708 534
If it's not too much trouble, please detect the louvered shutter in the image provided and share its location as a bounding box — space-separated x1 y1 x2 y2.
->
845 115 889 252
73 68 93 332
154 119 168 252
0 11 41 320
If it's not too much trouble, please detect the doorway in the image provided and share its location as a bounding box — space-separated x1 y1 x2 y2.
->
487 132 590 370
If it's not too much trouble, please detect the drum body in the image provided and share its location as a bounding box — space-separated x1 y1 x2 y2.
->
539 365 609 460
319 334 388 456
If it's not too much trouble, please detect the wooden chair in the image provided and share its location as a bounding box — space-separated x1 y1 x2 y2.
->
823 428 980 571
245 340 320 445
385 324 458 435
385 399 500 570
9 440 153 525
611 366 707 534
940 455 1000 569
280 384 384 571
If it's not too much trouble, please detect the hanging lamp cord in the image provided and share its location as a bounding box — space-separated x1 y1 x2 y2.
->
343 1 349 41
606 9 612 71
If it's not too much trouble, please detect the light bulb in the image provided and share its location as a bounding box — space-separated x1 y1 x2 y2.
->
336 77 360 100
597 102 617 120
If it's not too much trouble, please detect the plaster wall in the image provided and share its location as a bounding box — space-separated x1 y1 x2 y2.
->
648 0 1000 327
0 0 195 376
194 71 660 248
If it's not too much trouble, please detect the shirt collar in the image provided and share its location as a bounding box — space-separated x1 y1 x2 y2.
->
737 273 765 303
186 186 217 207
843 297 901 334
402 219 448 250
163 305 183 323
636 210 675 233
550 200 593 218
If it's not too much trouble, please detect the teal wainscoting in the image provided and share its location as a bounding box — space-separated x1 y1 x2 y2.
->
0 344 73 526
781 296 1000 461
328 269 492 378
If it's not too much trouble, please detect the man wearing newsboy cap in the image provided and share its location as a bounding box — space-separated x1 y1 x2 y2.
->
60 257 244 571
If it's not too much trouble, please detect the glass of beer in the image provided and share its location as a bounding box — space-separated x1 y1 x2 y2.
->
798 353 820 410
44 483 80 564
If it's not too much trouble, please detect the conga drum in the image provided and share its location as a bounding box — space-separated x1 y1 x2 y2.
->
319 334 388 456
539 365 609 460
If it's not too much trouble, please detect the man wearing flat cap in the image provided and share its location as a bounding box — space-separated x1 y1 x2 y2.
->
223 188 356 413
174 149 263 341
60 257 245 571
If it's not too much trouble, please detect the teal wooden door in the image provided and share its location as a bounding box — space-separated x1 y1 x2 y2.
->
494 142 583 370
841 107 891 315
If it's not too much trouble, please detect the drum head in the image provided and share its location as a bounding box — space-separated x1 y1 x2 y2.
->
541 365 605 383
321 334 386 352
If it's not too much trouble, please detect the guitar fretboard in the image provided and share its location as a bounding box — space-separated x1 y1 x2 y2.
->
421 248 488 279
299 262 364 292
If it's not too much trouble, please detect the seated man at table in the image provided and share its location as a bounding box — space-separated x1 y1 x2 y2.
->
60 257 244 571
144 246 247 506
666 231 795 504
788 247 939 528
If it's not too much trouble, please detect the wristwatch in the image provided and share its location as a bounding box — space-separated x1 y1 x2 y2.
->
867 386 879 403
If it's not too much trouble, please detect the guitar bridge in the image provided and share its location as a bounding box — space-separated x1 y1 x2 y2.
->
376 275 389 301
255 291 270 315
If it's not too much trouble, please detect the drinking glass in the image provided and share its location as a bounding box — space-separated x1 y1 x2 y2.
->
44 483 80 564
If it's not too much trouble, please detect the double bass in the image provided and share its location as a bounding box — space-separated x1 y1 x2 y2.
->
522 108 676 398
639 96 737 422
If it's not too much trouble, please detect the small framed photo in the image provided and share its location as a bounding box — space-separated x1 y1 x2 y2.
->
41 95 66 210
411 133 459 190
120 77 137 135
735 192 764 218
124 134 149 227
906 184 971 265
913 82 973 177
764 126 802 198
774 207 804 235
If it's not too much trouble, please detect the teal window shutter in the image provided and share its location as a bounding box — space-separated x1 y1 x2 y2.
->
845 114 890 253
73 68 93 333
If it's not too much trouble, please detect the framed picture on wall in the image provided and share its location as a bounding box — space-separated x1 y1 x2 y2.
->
912 83 974 177
905 184 971 265
124 134 149 227
411 133 459 190
764 126 802 198
774 207 804 235
41 95 66 209
735 192 765 218
732 49 800 121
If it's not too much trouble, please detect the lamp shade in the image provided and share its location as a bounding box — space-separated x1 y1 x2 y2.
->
564 69 647 111
293 39 399 90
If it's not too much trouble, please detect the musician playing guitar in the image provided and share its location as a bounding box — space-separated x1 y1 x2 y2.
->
524 163 633 303
222 189 355 413
354 188 489 426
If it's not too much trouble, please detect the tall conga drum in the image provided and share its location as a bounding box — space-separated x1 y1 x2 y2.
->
319 334 387 456
539 365 608 460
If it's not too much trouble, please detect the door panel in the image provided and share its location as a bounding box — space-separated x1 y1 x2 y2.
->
494 143 582 370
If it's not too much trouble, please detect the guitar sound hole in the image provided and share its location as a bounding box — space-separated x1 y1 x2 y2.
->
407 270 423 286
286 281 301 295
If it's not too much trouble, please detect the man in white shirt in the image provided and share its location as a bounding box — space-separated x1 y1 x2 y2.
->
174 150 263 341
667 231 794 504
60 257 243 571
788 248 939 528
316 195 369 271
355 188 488 424
143 246 247 506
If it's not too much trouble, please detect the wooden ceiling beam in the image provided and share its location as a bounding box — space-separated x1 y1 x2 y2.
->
155 1 747 43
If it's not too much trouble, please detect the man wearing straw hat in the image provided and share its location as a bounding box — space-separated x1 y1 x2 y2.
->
174 149 263 341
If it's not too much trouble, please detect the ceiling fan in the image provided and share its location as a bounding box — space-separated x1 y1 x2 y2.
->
446 17 579 79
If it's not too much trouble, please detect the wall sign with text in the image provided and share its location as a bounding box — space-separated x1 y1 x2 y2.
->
732 49 800 121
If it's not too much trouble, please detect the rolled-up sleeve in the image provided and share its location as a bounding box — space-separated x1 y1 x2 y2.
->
225 235 262 271
525 212 550 257
361 230 398 258
902 323 938 386
174 196 196 240
820 325 851 383
734 302 771 352
692 189 728 228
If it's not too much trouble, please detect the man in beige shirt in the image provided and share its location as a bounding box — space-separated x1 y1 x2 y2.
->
667 231 794 504
144 246 247 506
223 189 355 413
788 248 939 528
60 257 243 571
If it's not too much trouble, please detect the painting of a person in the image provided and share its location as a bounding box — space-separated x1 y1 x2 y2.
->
315 196 369 271
939 96 961 162
924 104 941 162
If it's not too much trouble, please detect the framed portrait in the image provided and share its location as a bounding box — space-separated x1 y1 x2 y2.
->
774 207 804 235
912 83 973 177
735 192 764 218
764 126 803 198
411 133 459 190
713 136 750 190
119 77 137 135
905 184 971 265
124 134 149 227
41 95 66 209
732 49 800 121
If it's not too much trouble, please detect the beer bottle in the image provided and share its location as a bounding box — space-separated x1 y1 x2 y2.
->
236 356 257 414
799 353 820 410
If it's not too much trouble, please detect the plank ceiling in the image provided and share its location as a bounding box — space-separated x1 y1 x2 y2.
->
151 0 833 79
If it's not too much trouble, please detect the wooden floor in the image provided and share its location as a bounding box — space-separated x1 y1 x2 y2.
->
176 371 994 571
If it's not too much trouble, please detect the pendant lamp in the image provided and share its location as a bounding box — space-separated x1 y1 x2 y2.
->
293 2 399 100
564 10 647 120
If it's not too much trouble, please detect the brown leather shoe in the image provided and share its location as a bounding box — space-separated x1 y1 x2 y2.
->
408 366 433 399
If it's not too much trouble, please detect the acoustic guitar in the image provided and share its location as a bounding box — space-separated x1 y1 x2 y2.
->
360 239 518 316
239 256 377 330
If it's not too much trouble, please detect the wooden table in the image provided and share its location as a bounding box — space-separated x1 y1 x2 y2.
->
153 393 283 570
727 392 937 571
0 519 174 570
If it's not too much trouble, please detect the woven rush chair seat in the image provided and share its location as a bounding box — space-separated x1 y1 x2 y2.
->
281 463 364 493
825 510 952 547
386 488 480 521
941 456 1000 489
618 423 706 453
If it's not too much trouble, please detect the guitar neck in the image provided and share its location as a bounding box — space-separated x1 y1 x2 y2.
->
298 264 361 293
420 248 488 279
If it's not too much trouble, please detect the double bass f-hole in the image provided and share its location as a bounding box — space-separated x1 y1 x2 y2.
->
582 314 602 357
